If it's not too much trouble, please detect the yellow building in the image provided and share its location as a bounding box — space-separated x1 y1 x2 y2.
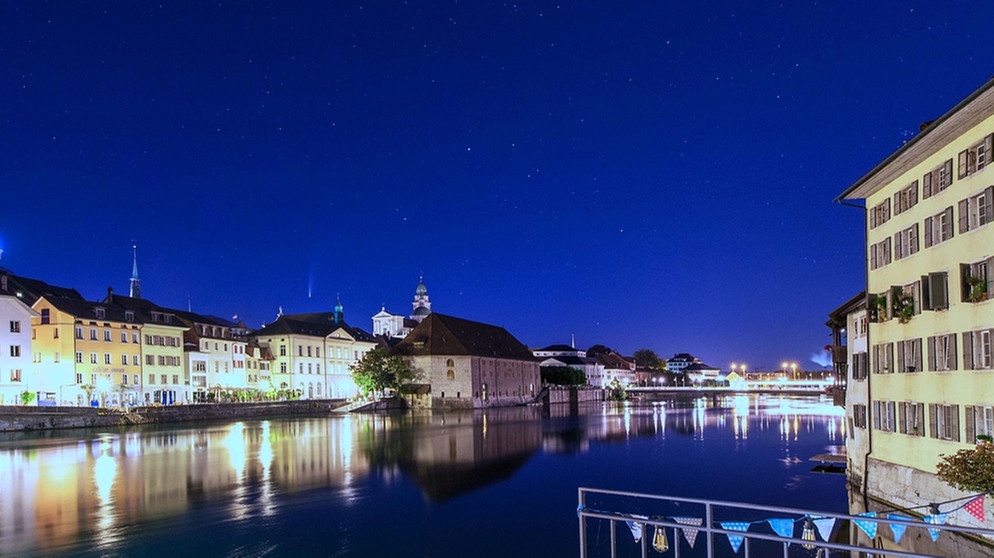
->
838 77 994 529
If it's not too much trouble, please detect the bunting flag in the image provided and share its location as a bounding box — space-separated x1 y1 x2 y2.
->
964 496 985 522
626 520 644 542
720 521 751 554
767 518 794 538
672 516 703 548
813 517 836 542
853 512 878 539
887 514 911 544
924 513 947 542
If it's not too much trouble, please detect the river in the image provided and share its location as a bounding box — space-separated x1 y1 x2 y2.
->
0 394 846 557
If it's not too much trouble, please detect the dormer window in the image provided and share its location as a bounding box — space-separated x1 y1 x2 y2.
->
95 307 106 319
125 311 134 322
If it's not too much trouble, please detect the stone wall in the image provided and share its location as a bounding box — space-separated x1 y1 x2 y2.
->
0 400 344 432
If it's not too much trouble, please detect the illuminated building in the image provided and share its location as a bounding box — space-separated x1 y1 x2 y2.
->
0 271 39 405
837 77 994 532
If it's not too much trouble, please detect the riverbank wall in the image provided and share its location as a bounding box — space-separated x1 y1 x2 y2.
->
0 400 345 432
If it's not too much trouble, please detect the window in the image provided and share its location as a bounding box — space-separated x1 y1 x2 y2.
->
75 326 83 339
870 238 892 270
90 352 98 364
852 352 869 380
924 206 955 247
893 224 919 259
160 374 167 384
893 180 919 215
9 345 20 358
958 186 994 233
872 342 894 373
966 405 994 443
963 329 994 370
146 355 155 365
133 355 139 365
9 321 20 333
930 403 961 441
76 373 83 383
920 271 949 311
40 308 50 324
280 344 286 356
280 362 287 374
194 361 206 372
172 374 179 384
133 374 139 385
90 328 98 340
95 307 105 319
104 353 112 365
10 369 22 382
122 375 128 385
957 135 993 178
869 199 891 229
928 334 957 371
132 332 139 343
872 400 897 432
121 354 128 365
121 332 128 343
923 158 954 198
104 330 112 342
853 403 868 428
897 339 922 373
899 401 925 436
75 351 83 364
961 259 992 303
125 310 134 322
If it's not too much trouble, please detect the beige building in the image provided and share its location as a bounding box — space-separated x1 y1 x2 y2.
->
393 313 541 409
838 77 994 543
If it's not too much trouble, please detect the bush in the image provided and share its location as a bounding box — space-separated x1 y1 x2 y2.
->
936 441 994 493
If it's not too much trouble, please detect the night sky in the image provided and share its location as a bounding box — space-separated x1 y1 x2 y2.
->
3 2 994 372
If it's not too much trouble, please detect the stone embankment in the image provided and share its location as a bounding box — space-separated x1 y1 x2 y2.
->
0 400 345 432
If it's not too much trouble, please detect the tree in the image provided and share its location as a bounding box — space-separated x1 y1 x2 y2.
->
633 349 662 371
606 378 627 401
19 390 36 406
350 348 415 398
540 366 587 386
937 440 994 493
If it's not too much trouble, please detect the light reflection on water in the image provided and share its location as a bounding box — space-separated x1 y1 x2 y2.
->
0 394 847 557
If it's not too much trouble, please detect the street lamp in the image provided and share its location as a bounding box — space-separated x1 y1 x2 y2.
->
791 363 798 380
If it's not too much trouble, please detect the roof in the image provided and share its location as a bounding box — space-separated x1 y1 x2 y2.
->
0 269 84 306
837 76 994 202
539 355 592 367
252 312 375 342
684 362 721 372
595 351 634 370
392 313 536 360
536 344 576 352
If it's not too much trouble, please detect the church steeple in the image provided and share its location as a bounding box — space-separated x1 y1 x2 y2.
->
410 274 432 323
129 243 141 299
334 293 344 324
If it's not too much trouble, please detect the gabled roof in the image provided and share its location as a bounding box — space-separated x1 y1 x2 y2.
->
392 313 536 360
536 344 576 352
595 351 634 370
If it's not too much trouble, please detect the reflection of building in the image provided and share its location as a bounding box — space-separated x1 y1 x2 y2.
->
393 313 540 408
836 77 994 551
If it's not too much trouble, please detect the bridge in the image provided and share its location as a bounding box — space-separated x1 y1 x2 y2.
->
627 379 834 396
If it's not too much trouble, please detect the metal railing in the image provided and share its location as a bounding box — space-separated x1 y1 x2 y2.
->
577 487 994 557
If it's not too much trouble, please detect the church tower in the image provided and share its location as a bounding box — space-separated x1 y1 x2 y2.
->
129 243 142 299
410 274 432 323
334 294 344 324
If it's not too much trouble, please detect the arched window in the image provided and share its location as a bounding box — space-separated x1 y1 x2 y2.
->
447 369 455 380
446 358 455 367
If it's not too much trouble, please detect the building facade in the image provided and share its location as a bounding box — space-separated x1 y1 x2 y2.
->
838 77 994 540
0 274 38 405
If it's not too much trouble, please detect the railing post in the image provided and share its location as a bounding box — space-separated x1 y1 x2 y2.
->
706 502 714 558
578 488 586 558
610 519 616 558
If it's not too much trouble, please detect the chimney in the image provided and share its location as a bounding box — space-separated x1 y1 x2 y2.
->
0 270 7 293
107 286 113 304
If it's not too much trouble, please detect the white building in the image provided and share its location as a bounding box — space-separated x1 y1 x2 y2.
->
0 272 39 405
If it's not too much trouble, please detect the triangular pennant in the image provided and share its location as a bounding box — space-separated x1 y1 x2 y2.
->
925 513 947 542
887 514 910 544
767 518 794 538
965 496 985 522
853 512 878 539
720 521 751 553
626 520 643 542
813 517 836 541
672 516 703 548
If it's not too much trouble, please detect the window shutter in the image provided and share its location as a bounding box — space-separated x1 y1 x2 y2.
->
984 186 994 226
959 198 971 233
961 263 972 302
910 223 919 254
929 404 938 438
964 331 974 370
899 402 907 433
894 232 903 259
944 159 953 187
873 401 881 430
915 338 922 371
952 405 961 442
928 336 937 371
943 206 954 240
917 403 925 436
884 198 891 221
966 406 976 443
896 342 906 372
959 149 970 179
884 237 892 264
930 272 949 310
949 335 958 370
985 135 994 169
911 181 919 207
870 244 878 270
924 216 934 247
923 172 933 198
987 257 994 297
921 275 932 310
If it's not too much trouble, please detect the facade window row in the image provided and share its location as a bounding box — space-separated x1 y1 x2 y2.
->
870 329 994 373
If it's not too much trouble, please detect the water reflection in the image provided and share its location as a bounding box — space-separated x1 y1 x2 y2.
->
0 394 845 556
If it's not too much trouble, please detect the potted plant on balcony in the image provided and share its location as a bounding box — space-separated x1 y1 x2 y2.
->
870 294 889 322
892 289 915 324
965 273 989 303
